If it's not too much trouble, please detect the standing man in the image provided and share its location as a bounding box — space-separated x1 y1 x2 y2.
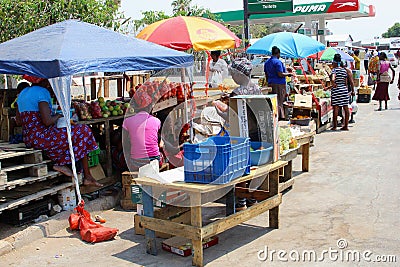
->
264 46 292 120
364 49 371 74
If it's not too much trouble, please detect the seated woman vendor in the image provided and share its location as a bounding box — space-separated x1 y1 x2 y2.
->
123 92 162 170
16 75 102 187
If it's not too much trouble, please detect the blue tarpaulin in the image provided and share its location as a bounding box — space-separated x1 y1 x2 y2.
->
0 20 193 78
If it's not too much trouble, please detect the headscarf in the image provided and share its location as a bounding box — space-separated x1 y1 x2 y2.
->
22 74 45 84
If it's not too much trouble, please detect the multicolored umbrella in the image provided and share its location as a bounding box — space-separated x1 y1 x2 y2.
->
137 16 241 51
319 47 355 62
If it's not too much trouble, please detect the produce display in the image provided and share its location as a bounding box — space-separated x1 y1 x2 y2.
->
279 127 298 154
128 81 192 104
314 89 331 99
73 97 131 120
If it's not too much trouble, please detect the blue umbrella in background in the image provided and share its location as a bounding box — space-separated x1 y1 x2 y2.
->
247 32 325 59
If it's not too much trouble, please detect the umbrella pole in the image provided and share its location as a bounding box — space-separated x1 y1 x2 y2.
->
82 74 87 101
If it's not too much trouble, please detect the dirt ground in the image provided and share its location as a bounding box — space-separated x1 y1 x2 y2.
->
1 78 400 266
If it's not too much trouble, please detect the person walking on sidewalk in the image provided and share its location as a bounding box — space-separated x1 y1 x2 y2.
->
364 48 371 74
372 52 395 110
331 54 351 131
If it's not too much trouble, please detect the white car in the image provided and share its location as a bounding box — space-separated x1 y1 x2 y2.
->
387 53 398 68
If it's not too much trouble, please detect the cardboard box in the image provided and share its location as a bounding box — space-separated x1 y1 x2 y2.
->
358 88 372 95
294 94 313 109
162 236 219 257
229 95 279 162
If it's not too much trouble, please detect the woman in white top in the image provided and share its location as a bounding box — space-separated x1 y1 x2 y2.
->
209 50 229 87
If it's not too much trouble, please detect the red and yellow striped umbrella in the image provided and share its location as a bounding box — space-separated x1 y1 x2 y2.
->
137 16 241 51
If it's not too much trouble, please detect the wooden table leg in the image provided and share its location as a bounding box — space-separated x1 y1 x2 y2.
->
143 185 157 255
225 187 235 216
191 193 203 267
302 142 310 172
283 161 293 183
104 119 112 177
269 170 279 229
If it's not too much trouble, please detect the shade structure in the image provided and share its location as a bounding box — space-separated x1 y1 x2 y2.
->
0 20 193 78
137 16 241 51
319 47 355 62
0 19 194 205
247 32 325 59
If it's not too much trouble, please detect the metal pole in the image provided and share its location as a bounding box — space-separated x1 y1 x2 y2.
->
243 0 250 48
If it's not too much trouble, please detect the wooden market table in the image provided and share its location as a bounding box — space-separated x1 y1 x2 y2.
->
134 161 287 267
278 132 315 192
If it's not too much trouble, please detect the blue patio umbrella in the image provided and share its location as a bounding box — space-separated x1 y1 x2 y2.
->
247 32 325 59
0 20 193 78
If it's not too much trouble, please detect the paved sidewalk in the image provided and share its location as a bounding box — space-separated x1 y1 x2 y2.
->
1 82 400 266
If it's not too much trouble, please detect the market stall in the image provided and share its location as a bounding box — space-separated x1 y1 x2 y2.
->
0 20 193 216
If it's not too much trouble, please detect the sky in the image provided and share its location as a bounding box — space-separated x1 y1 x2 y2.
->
119 0 397 41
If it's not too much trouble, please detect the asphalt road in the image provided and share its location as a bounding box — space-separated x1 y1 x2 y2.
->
1 77 400 267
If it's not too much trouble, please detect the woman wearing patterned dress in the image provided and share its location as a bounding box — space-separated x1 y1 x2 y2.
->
17 77 102 186
331 54 351 131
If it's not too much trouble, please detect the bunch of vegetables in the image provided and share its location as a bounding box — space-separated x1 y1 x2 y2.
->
314 89 331 99
73 97 131 120
128 81 192 104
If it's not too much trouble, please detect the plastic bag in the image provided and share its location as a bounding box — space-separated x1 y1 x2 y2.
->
211 71 223 87
68 201 118 243
351 100 358 114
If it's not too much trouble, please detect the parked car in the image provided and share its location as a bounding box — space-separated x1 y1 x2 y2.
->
387 53 398 68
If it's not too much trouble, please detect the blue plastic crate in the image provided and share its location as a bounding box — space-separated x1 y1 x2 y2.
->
184 136 250 184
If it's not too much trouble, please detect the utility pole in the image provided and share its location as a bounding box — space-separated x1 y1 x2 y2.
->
243 0 250 48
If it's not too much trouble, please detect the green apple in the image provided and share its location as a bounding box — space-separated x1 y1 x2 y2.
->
98 97 105 103
118 109 124 115
112 110 118 116
108 106 114 112
103 113 109 118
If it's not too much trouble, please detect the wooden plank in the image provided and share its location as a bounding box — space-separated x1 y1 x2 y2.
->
225 188 235 216
90 78 96 100
0 182 72 213
235 187 270 201
104 119 112 177
279 179 295 193
1 160 51 174
134 161 288 194
140 216 200 240
190 193 203 267
24 152 43 164
268 170 279 229
302 143 310 172
282 161 293 183
0 149 38 160
152 97 177 113
0 171 61 191
202 194 282 239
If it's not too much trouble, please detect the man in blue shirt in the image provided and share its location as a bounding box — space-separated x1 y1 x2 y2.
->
264 46 292 120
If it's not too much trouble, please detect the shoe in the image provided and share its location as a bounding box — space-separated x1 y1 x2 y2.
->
246 198 258 207
349 120 355 124
235 203 247 212
377 108 382 111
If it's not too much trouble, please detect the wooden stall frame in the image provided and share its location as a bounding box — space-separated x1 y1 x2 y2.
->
135 161 287 267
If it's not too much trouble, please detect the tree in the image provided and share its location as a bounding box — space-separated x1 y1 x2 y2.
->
0 0 127 43
171 0 192 15
134 11 171 32
382 23 400 38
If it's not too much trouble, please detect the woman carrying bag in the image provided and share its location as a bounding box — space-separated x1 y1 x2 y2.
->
372 52 395 111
